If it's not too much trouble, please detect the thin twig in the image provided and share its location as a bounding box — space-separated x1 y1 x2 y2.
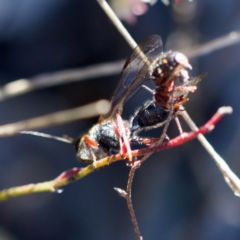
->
21 131 74 144
1 31 239 102
185 31 240 58
0 100 110 137
97 0 137 49
180 108 240 196
122 111 173 240
0 60 124 101
125 161 142 240
0 106 231 201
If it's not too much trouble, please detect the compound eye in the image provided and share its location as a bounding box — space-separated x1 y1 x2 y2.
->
175 52 192 69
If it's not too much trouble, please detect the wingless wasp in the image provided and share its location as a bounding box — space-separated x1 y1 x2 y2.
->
76 35 205 163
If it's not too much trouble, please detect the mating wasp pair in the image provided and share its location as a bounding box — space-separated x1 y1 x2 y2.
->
76 35 205 163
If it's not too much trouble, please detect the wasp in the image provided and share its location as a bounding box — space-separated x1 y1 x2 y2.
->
76 35 205 163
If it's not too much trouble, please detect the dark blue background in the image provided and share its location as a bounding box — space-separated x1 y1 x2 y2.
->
0 1 240 239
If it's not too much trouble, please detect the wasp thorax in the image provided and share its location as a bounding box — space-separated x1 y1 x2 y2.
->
76 121 127 163
76 124 109 162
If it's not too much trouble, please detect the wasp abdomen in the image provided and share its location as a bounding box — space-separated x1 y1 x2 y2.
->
130 101 169 134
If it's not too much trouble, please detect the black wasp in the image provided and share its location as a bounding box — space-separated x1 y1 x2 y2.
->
76 35 205 163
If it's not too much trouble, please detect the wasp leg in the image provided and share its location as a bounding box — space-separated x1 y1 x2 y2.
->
84 135 98 168
131 136 167 146
174 116 183 134
173 98 189 110
174 85 197 93
112 114 132 162
142 84 155 94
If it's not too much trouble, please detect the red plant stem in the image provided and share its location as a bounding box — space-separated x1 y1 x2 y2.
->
131 106 232 157
0 107 232 202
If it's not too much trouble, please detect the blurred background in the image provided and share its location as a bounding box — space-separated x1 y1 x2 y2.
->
0 0 240 239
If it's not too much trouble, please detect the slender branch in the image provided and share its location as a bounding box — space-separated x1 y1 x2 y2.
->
185 31 240 58
126 161 142 240
0 60 124 101
115 112 174 240
0 106 231 201
97 0 137 49
21 131 74 144
114 101 175 240
180 108 240 197
0 100 110 137
0 31 239 102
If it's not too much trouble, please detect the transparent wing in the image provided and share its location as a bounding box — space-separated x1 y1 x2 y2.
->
174 73 207 98
184 73 207 87
101 35 163 121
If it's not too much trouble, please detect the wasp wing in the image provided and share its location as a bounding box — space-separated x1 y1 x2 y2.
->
174 73 207 98
184 73 207 87
100 35 163 122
